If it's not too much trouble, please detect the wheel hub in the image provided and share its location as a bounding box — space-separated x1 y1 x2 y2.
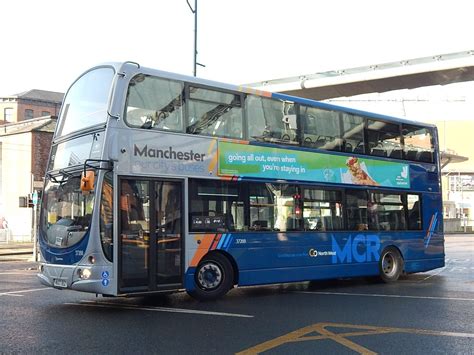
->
197 263 222 290
382 253 397 277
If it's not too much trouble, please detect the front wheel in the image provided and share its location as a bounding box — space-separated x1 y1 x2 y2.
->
188 253 234 301
379 247 403 283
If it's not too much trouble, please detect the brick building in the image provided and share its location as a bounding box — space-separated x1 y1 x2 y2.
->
0 89 63 124
0 116 57 242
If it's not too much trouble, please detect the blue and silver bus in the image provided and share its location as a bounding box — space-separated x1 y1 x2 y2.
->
37 62 444 300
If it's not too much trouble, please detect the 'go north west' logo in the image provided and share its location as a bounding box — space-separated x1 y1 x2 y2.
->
331 235 380 263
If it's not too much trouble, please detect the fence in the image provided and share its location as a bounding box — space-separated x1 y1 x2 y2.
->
444 218 473 233
0 229 12 243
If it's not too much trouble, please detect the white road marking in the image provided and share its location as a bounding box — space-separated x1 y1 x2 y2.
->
0 287 51 297
0 272 36 276
294 291 474 302
65 300 254 318
418 267 447 282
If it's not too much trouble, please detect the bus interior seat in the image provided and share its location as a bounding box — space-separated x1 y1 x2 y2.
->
371 148 386 157
417 151 432 162
303 136 314 147
252 220 268 230
389 149 402 159
408 201 421 229
321 216 342 230
224 213 235 231
286 217 303 231
353 144 365 154
405 150 418 160
344 142 353 153
315 137 327 148
332 216 343 230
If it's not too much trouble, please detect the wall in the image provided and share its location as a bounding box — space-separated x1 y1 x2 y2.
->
0 132 33 241
17 101 60 121
0 98 60 124
31 131 53 182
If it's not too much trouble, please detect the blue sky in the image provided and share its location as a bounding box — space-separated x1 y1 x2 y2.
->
0 0 471 95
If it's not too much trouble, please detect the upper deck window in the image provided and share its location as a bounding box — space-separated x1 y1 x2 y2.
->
125 75 184 131
300 106 342 151
246 96 297 145
341 113 365 154
403 125 434 163
187 87 243 139
367 120 402 159
57 67 114 137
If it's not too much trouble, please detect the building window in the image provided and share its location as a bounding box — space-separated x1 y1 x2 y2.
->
41 111 51 117
25 109 34 120
4 108 13 122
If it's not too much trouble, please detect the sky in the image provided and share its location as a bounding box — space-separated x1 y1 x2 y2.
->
0 0 472 96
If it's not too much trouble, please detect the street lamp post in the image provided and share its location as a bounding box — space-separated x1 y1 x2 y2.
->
187 0 205 76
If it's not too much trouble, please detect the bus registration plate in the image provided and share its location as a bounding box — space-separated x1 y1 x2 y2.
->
53 278 67 288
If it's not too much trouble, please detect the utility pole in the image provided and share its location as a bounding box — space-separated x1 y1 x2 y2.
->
187 0 205 76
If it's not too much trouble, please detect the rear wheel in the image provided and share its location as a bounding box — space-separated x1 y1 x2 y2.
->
188 253 234 301
379 247 403 282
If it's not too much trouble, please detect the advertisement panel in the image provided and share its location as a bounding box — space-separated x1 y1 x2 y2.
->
126 132 219 177
218 141 410 188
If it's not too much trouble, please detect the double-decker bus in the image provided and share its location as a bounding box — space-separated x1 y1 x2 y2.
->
37 62 444 300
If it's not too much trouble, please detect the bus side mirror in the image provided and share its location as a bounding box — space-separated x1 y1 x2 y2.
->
81 170 95 194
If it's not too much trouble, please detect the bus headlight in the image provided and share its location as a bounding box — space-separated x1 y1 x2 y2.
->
78 268 92 280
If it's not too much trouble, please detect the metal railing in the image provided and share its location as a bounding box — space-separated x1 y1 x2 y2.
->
444 218 474 233
0 229 12 243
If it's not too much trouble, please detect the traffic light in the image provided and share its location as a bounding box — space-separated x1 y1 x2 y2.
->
19 195 34 208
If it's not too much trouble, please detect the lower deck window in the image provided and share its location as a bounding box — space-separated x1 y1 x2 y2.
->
189 180 245 232
370 192 406 231
249 184 300 232
189 179 425 233
303 188 343 230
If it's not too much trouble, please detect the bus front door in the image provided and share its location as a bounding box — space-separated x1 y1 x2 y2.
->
118 178 183 293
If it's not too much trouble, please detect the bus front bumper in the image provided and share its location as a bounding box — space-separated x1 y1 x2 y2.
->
37 263 115 295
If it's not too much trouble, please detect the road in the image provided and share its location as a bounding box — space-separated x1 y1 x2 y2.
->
1 236 473 354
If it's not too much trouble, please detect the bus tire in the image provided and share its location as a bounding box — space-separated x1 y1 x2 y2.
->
379 247 403 283
189 253 234 301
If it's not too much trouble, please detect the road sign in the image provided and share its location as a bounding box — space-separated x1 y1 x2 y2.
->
32 190 38 205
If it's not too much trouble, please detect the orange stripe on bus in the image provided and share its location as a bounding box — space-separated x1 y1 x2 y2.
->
426 215 434 237
238 86 272 98
190 234 216 267
208 153 218 173
210 234 222 250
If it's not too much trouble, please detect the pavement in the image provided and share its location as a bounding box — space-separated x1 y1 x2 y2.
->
0 242 34 262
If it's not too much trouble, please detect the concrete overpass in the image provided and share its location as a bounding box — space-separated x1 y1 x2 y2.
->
245 50 474 100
